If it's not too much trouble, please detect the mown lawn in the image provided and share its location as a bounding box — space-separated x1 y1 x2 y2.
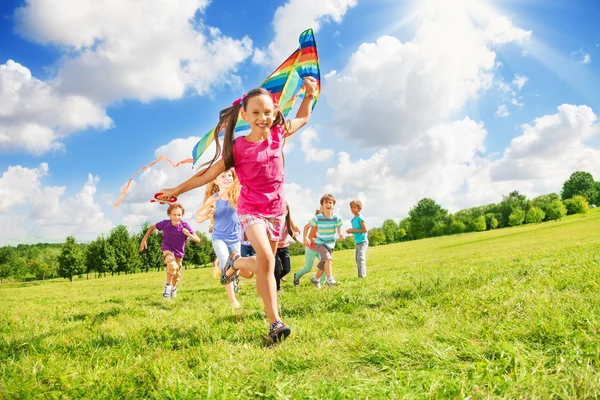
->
1 209 599 399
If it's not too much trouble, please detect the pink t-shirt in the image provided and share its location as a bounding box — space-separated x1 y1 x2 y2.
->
233 124 286 217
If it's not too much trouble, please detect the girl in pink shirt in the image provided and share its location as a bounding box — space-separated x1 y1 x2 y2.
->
158 76 318 342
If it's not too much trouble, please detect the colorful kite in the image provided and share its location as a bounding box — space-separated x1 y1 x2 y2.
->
114 29 320 208
191 28 321 167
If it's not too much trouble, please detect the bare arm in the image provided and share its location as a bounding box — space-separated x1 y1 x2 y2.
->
337 227 345 241
303 223 311 247
347 221 368 234
284 77 318 137
139 225 157 251
159 159 226 201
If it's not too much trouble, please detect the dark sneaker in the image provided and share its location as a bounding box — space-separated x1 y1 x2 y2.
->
293 273 299 287
269 321 291 342
220 252 240 285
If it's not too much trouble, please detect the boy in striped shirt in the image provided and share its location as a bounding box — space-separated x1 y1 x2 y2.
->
308 194 344 288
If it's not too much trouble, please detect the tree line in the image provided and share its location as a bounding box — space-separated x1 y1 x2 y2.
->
0 170 597 283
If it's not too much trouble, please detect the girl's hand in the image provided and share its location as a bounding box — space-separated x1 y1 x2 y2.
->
139 241 147 252
303 76 318 95
158 188 178 202
182 228 190 236
303 238 311 247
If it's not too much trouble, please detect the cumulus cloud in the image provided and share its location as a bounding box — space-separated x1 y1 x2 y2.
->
495 104 510 118
253 0 357 65
15 0 253 104
325 10 531 148
0 164 113 244
299 128 334 162
512 74 528 91
0 60 112 154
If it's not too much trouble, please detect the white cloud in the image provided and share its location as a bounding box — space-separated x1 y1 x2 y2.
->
571 48 591 65
495 104 510 117
0 60 112 155
511 98 524 107
15 0 253 104
582 53 591 64
253 0 357 65
0 164 113 244
299 127 334 162
512 74 528 91
482 16 532 45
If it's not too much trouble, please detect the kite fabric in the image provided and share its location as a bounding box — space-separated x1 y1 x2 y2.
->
191 28 321 168
113 29 320 207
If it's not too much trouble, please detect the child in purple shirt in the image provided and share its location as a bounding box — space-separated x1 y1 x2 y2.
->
140 203 201 299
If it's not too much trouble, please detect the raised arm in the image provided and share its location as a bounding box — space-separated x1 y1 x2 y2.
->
159 159 226 201
284 77 318 137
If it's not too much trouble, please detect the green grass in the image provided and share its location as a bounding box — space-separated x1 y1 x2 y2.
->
2 210 600 399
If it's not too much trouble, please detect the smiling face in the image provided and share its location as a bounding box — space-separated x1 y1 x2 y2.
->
322 199 335 213
168 206 183 226
215 170 234 190
241 94 277 135
350 204 361 217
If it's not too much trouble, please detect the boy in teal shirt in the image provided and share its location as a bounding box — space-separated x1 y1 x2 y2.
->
346 199 368 278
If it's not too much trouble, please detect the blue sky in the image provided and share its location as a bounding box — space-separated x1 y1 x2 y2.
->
1 0 599 245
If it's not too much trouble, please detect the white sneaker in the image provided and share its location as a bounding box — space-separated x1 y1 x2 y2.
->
310 277 321 289
326 279 340 287
170 287 177 298
163 284 172 298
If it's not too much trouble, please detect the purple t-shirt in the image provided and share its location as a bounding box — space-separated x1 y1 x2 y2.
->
155 220 194 258
233 124 286 217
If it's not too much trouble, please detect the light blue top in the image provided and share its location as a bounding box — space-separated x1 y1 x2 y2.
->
351 214 366 244
309 213 343 250
211 194 240 244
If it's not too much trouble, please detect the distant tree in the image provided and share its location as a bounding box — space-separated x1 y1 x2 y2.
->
137 223 163 272
368 228 386 246
525 207 545 224
498 191 529 227
381 219 399 243
531 193 561 221
108 225 141 275
595 181 600 206
335 236 355 250
398 218 411 241
561 171 597 203
408 198 448 239
564 195 590 215
57 236 84 282
396 227 407 241
472 215 487 232
545 199 567 221
0 246 16 284
448 219 467 235
508 209 525 226
485 213 498 230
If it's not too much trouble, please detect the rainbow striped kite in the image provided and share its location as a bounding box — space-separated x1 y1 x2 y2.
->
113 29 319 208
191 28 321 167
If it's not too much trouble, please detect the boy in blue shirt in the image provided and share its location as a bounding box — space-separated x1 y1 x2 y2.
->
308 194 344 288
346 199 368 278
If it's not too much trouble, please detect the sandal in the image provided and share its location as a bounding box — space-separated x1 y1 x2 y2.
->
268 320 291 342
220 252 240 285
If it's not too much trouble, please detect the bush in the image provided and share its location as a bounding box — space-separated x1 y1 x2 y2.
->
508 209 525 226
564 195 589 215
546 200 567 221
525 207 545 224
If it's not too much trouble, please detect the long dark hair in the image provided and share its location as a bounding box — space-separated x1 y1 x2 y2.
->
203 88 286 173
285 203 300 243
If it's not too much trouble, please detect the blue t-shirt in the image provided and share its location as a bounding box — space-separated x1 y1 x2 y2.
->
309 213 343 249
351 214 366 244
211 194 241 244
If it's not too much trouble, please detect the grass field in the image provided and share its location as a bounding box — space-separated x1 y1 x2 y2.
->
1 210 600 399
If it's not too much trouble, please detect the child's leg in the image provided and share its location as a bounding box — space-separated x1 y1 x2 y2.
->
295 247 318 280
239 224 280 324
278 247 291 283
213 239 239 305
172 257 183 287
163 251 178 284
274 250 283 291
356 241 367 278
324 259 333 278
